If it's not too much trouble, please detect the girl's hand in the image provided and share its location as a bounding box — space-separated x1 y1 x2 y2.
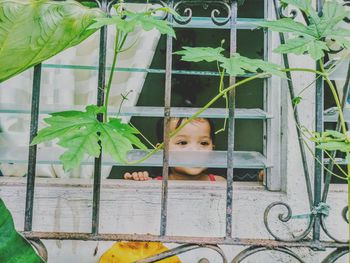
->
124 171 151 181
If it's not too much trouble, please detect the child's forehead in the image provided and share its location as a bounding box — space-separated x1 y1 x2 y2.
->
170 117 209 126
169 118 211 133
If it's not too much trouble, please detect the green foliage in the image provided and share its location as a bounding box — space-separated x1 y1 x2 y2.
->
89 5 175 37
0 0 105 83
174 46 285 77
292 96 302 105
32 106 146 171
0 199 44 263
311 130 350 154
256 0 350 60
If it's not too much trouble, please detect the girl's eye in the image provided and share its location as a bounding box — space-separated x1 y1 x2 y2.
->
176 141 188 145
200 141 210 146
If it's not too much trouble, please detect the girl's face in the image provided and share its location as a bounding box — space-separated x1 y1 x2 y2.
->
169 118 214 176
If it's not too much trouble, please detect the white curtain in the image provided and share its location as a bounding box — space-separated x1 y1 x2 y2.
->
0 4 160 178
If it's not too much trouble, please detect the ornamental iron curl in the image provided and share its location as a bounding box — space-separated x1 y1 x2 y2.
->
264 202 314 242
341 206 348 224
173 1 232 26
278 4 297 19
28 238 48 262
135 244 228 263
321 248 349 263
320 207 348 244
231 246 306 263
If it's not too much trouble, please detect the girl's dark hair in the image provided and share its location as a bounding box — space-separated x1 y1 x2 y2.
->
156 117 216 144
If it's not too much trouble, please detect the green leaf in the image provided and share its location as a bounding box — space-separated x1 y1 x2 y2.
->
58 124 101 171
307 40 329 60
292 96 302 105
108 118 147 150
136 14 175 37
322 130 346 140
174 46 225 62
255 18 318 38
90 8 175 37
32 105 146 171
0 199 44 263
281 0 320 24
317 141 350 152
346 153 350 164
0 0 105 83
221 54 285 78
274 37 310 55
319 1 350 36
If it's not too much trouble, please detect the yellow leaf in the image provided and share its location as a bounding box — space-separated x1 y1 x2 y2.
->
99 242 182 263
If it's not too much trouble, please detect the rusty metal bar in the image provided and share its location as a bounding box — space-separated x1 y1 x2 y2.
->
22 231 347 248
92 0 108 235
24 64 42 231
225 0 237 239
160 0 174 237
313 0 324 242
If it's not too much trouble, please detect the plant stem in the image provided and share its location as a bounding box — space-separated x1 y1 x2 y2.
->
104 30 128 122
104 30 120 122
319 62 347 134
125 72 269 165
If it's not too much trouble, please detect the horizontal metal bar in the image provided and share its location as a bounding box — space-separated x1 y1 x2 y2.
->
173 17 263 29
324 107 350 122
0 104 271 119
0 148 269 169
41 64 262 78
22 231 347 249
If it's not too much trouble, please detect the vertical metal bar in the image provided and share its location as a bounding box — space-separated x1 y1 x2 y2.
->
92 0 108 235
24 64 42 231
225 0 237 238
160 0 174 237
313 0 324 242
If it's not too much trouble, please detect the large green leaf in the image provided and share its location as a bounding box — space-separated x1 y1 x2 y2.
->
0 199 44 263
31 105 147 171
174 46 225 62
0 0 105 83
174 46 285 78
256 0 350 60
89 6 175 37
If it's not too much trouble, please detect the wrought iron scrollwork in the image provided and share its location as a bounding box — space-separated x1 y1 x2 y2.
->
264 202 314 242
278 4 297 19
231 246 306 263
28 238 48 262
321 248 349 263
135 244 228 263
173 1 192 25
342 206 348 224
209 2 231 26
173 1 232 26
320 205 348 244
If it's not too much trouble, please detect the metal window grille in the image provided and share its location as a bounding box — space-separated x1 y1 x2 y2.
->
1 0 348 262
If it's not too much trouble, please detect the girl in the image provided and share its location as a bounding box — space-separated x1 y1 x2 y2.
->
124 117 225 181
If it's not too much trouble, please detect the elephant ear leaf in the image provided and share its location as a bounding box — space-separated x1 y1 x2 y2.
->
0 199 44 263
0 0 106 83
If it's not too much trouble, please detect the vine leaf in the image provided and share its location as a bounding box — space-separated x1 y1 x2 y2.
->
174 47 225 62
311 129 350 153
174 47 285 77
89 7 176 37
31 106 146 171
256 0 350 60
0 199 44 263
0 0 105 83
